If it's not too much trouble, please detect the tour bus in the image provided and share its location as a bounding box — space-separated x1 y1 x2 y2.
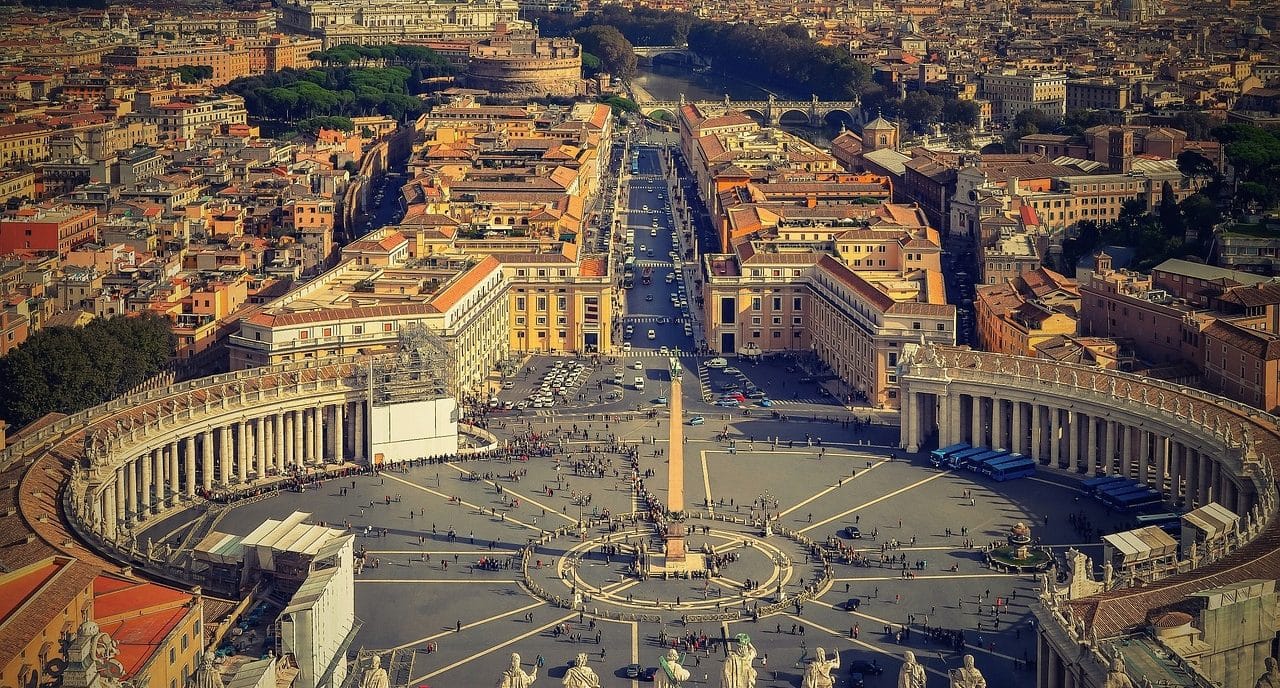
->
1101 484 1161 510
946 446 991 469
968 449 1011 473
1134 512 1182 534
1095 478 1141 498
930 443 971 467
990 457 1037 482
1082 475 1129 496
1109 488 1163 512
980 452 1030 476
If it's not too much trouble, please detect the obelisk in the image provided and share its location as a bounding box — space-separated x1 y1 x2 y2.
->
665 356 687 562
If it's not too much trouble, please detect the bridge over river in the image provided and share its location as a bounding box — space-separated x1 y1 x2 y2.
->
635 93 867 129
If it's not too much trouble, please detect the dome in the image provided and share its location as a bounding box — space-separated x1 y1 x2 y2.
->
863 115 896 131
1246 16 1271 37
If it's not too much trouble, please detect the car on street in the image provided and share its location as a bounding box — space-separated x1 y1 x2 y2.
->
659 346 670 355
844 597 862 611
655 396 668 405
715 399 741 407
633 376 645 390
607 390 622 400
633 360 644 370
724 366 740 375
759 399 774 408
648 329 656 340
689 416 705 425
746 390 766 399
502 381 515 389
622 342 632 352
842 526 862 539
624 664 641 679
645 294 654 301
848 660 883 676
706 357 728 369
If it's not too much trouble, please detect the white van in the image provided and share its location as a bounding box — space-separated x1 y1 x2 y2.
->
633 376 645 391
614 371 624 384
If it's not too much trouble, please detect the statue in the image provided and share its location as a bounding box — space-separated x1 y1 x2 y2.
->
1103 654 1135 688
898 651 926 688
360 655 391 688
655 649 690 688
801 647 839 688
949 654 985 688
563 653 600 688
720 634 757 688
498 653 538 688
1256 657 1280 688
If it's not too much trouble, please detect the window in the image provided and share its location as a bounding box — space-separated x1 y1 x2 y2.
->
299 330 309 339
751 297 761 311
772 297 781 310
516 317 526 325
912 322 921 330
516 297 526 310
794 297 802 310
557 296 567 310
353 324 363 335
322 327 332 337
537 297 547 311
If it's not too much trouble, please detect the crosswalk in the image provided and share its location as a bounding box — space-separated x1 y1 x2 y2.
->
635 260 673 268
621 314 694 324
619 350 697 358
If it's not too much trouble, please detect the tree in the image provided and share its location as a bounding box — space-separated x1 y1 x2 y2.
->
175 65 214 84
573 25 636 80
1159 181 1184 238
581 51 603 77
1176 150 1217 184
900 91 942 134
941 99 980 129
1180 193 1221 245
0 314 175 429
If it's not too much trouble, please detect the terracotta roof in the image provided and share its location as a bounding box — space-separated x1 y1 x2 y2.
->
816 254 896 311
429 255 500 312
0 557 99 672
1202 319 1280 360
247 302 438 328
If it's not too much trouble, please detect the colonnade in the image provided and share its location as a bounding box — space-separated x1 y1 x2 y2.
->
903 390 1243 514
92 400 368 540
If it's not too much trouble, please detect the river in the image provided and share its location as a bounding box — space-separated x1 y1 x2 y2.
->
630 63 841 148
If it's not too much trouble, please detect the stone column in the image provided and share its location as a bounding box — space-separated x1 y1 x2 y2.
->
1086 415 1098 475
970 395 983 447
1137 428 1150 486
1060 410 1073 469
292 409 304 468
309 408 321 464
235 421 248 482
184 436 196 499
992 398 1005 450
1030 404 1043 462
1119 424 1132 478
104 482 118 540
167 440 179 506
334 402 346 462
1198 450 1213 506
1011 400 1025 455
1155 435 1169 493
1169 442 1183 505
1049 407 1061 467
138 451 152 519
121 462 134 525
273 413 285 475
201 429 213 493
353 398 363 462
253 418 266 478
219 426 231 485
1211 463 1224 507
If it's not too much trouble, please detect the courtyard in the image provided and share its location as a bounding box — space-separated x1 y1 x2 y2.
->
145 407 1128 687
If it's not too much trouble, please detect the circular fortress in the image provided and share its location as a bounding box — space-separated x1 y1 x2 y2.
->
464 34 582 98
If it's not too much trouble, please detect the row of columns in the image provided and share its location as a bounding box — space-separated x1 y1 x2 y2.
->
95 401 368 539
903 390 1247 516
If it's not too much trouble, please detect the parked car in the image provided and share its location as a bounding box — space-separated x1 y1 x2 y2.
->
706 357 728 368
848 660 883 676
689 416 705 425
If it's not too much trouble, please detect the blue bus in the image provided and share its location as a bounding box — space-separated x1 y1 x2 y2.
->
1101 485 1159 509
968 449 1011 473
1135 512 1182 534
946 446 990 469
1095 479 1141 498
1111 489 1163 511
1082 476 1129 495
981 453 1028 476
931 443 971 467
991 458 1037 482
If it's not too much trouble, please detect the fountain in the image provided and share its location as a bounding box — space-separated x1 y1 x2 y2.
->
986 521 1053 572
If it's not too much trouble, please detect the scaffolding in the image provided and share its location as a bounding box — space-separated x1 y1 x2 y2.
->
355 324 455 406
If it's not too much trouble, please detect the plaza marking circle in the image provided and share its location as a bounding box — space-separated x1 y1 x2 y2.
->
551 526 807 612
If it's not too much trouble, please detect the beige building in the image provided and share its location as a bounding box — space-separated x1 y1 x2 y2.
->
702 203 954 408
975 267 1080 356
104 41 252 86
1066 77 1133 112
982 70 1067 120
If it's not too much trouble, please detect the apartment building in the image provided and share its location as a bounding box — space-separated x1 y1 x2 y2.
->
975 267 1080 356
124 94 248 141
0 204 98 257
701 203 954 408
982 70 1067 120
104 40 251 85
229 246 511 396
1065 77 1133 112
0 123 52 168
1200 318 1280 412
